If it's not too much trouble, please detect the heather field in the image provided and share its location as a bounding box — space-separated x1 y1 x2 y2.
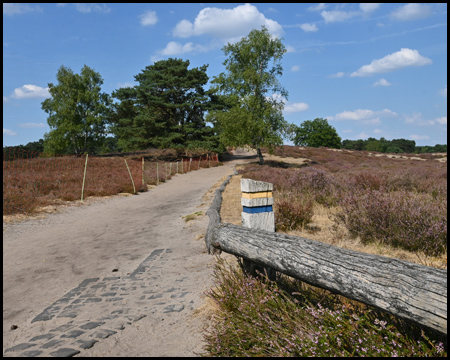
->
202 146 447 357
3 148 219 216
243 146 447 258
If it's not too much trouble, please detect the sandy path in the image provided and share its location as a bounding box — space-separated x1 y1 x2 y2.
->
3 151 255 357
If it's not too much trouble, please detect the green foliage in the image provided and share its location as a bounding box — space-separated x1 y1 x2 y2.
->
293 118 341 148
24 139 45 153
416 144 447 153
3 139 45 160
391 138 416 153
41 65 112 155
341 137 439 154
206 26 290 164
110 58 222 152
385 146 403 154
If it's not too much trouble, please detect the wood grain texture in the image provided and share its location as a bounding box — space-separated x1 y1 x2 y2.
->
211 223 447 335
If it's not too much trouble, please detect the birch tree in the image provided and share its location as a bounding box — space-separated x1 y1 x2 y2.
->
207 26 290 164
41 65 111 154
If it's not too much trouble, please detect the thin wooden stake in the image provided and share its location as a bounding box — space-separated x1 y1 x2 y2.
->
142 157 145 188
124 158 136 194
81 154 88 203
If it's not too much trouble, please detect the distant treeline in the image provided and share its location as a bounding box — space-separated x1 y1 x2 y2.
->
3 139 45 160
341 137 447 154
3 136 447 160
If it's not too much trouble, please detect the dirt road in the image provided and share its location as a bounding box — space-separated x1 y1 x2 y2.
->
3 150 256 357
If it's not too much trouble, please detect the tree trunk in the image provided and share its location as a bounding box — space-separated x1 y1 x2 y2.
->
256 147 264 165
210 223 447 335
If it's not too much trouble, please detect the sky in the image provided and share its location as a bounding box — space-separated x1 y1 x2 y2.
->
3 3 447 148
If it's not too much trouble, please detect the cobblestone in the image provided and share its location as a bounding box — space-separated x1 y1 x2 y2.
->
4 248 195 357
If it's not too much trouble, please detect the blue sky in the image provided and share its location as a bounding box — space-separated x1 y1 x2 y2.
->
3 3 447 148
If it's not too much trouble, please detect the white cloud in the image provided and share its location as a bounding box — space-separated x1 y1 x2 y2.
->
321 10 358 23
284 102 309 113
350 48 432 77
403 112 436 126
364 118 382 125
139 10 158 26
291 65 300 72
10 85 50 99
299 23 318 32
3 3 42 15
359 4 380 13
329 108 397 121
18 122 46 128
410 134 430 140
158 41 209 57
285 45 296 53
390 3 432 21
308 3 326 12
172 3 283 41
328 72 345 78
374 78 391 87
269 94 309 113
319 4 379 23
3 128 17 136
3 96 9 103
373 128 383 134
436 116 447 125
161 41 194 55
73 3 111 13
404 112 423 124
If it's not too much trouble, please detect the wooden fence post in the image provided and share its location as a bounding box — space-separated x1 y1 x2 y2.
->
142 156 144 188
241 178 276 280
80 154 89 203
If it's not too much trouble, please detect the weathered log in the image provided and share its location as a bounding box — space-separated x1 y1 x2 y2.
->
211 223 447 335
205 168 237 254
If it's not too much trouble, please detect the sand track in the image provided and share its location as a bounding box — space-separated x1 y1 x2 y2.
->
3 150 254 357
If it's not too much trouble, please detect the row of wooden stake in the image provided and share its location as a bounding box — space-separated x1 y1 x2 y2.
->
81 154 218 202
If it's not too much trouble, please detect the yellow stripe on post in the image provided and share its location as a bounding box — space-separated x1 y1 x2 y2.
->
241 191 273 199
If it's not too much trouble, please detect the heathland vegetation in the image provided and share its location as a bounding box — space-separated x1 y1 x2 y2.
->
4 25 447 356
3 148 220 216
202 146 447 357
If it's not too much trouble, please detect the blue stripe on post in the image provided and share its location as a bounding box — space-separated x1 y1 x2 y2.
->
242 205 273 214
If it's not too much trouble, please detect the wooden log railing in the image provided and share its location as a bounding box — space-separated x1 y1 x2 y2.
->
208 223 447 335
204 170 447 335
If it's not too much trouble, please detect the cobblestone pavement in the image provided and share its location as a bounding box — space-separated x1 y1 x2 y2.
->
4 247 209 357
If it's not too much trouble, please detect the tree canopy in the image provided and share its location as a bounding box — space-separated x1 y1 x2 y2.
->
41 65 112 155
206 26 290 164
110 58 223 152
293 118 341 149
341 137 431 153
